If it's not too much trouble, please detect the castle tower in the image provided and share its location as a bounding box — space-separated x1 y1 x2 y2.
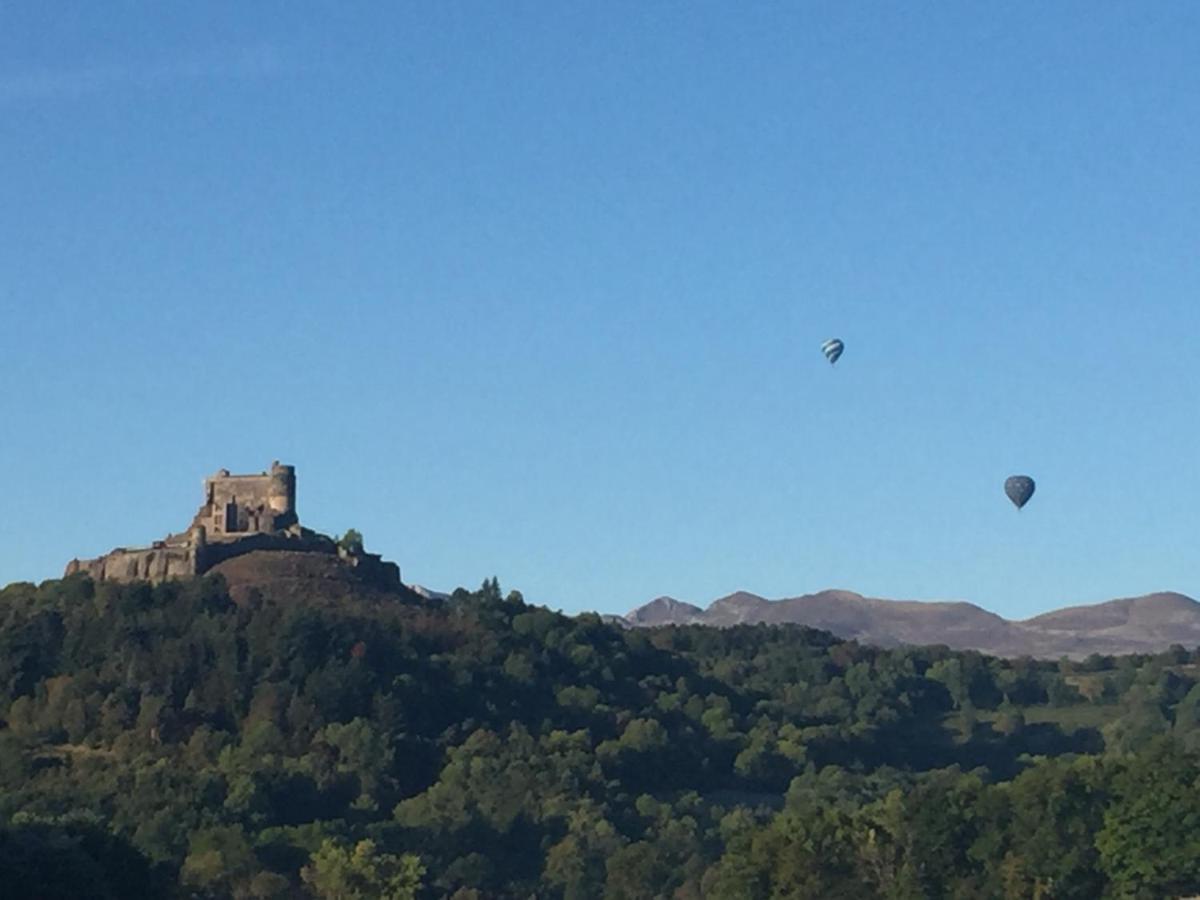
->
268 461 297 518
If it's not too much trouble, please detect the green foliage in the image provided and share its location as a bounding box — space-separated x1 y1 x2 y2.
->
301 839 424 899
1096 738 1200 897
338 529 365 554
2 574 1200 896
0 813 170 899
180 825 260 895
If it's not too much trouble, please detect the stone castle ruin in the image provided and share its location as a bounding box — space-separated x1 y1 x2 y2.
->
195 462 299 538
65 462 399 587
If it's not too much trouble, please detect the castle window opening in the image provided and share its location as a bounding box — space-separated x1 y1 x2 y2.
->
224 500 243 533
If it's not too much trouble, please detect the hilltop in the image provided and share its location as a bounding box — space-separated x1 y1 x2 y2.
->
207 550 424 606
64 465 403 600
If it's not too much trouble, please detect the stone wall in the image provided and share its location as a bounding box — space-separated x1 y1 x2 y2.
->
66 545 199 583
197 531 338 572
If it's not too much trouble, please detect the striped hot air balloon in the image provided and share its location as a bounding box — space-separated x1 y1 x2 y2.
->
821 338 844 365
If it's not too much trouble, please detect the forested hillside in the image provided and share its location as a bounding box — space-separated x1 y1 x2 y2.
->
2 574 1200 898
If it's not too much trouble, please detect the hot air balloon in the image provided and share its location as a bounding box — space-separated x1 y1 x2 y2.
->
1004 475 1035 510
821 338 844 365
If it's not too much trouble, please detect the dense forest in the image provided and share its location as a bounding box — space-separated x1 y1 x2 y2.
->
2 573 1200 898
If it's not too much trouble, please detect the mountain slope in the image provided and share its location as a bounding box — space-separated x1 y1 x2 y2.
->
625 596 705 626
1013 592 1200 657
626 589 1200 658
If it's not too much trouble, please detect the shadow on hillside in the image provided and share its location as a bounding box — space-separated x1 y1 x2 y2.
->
954 722 1104 778
804 714 1104 780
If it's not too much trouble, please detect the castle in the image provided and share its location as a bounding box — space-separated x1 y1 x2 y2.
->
65 462 399 587
194 461 299 537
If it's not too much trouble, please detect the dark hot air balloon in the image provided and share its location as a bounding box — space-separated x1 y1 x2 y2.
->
1004 475 1035 510
821 338 844 365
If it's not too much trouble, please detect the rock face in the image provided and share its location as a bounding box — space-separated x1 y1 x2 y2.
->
65 462 400 590
625 589 1200 659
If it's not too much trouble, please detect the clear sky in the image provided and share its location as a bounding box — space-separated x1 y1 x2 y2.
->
3 3 1199 619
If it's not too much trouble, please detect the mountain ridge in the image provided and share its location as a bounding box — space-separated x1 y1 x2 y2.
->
625 589 1200 658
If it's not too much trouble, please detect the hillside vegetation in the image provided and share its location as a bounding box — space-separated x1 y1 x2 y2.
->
3 574 1200 898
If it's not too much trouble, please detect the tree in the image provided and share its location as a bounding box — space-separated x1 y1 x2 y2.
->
179 826 259 896
301 839 424 900
1173 684 1200 750
543 806 625 900
993 702 1025 738
0 815 169 900
1103 687 1170 754
318 717 397 812
926 659 969 710
1097 740 1200 898
752 807 864 899
986 757 1108 900
1045 673 1083 707
338 530 365 554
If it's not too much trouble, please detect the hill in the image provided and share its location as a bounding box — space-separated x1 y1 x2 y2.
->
4 572 1200 896
626 589 1200 658
208 549 424 606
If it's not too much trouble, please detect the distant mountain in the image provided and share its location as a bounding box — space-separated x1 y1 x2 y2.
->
625 589 1200 659
1013 592 1200 657
625 596 705 626
409 584 452 602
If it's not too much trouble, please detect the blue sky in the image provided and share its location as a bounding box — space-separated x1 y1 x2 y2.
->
2 3 1199 618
